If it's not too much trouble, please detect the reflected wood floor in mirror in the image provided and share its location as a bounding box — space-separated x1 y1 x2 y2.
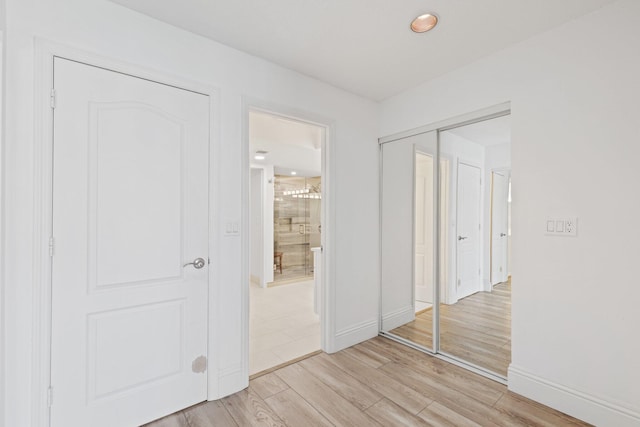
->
390 280 511 377
145 334 588 427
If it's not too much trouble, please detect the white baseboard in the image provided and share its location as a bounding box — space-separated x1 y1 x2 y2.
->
332 319 379 352
509 365 640 427
381 306 415 331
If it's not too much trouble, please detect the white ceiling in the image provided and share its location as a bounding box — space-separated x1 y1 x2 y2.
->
109 0 617 101
250 111 323 176
447 114 511 147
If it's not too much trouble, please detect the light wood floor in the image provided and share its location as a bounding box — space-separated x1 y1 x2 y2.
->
390 281 511 377
145 335 590 427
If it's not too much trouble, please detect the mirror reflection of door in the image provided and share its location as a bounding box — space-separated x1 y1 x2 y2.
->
380 132 437 351
415 152 434 311
439 116 512 378
491 171 510 285
456 162 482 300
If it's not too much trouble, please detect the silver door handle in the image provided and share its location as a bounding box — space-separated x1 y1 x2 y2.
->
500 233 506 237
458 236 468 241
183 257 206 269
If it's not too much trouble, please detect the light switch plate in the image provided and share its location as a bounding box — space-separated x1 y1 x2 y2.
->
545 217 578 237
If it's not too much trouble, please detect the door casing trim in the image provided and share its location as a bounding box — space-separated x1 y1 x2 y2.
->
241 98 337 371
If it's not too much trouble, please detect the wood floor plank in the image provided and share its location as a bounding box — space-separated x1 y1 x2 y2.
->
155 331 591 427
275 362 384 426
184 400 238 427
418 401 482 427
347 342 392 368
378 362 506 427
365 398 433 427
321 350 433 414
142 412 189 427
389 280 512 376
221 389 286 427
363 337 506 397
299 353 383 410
250 373 290 400
263 388 333 427
493 392 592 426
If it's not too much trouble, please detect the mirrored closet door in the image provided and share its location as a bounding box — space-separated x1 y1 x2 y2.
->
380 112 512 380
381 131 437 352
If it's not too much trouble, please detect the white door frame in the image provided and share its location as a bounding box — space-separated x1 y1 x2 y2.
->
241 99 336 361
32 40 220 427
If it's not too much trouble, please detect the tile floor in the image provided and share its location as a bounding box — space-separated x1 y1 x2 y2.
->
250 279 320 375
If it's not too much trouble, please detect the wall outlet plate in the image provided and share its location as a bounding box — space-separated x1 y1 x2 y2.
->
545 217 577 237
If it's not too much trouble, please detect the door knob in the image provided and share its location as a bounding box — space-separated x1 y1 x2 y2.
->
458 236 468 241
500 233 507 237
184 258 206 269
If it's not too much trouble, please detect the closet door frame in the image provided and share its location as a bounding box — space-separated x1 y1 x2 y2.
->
378 102 510 384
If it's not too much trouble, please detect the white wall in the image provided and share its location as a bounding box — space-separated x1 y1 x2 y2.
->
0 24 5 427
380 0 640 424
483 143 511 287
0 0 379 425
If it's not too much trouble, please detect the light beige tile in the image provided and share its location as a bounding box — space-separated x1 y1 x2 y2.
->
250 330 296 351
283 321 320 341
250 351 286 376
271 334 321 362
249 279 319 374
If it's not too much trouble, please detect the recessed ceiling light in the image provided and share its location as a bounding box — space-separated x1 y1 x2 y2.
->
254 155 265 160
291 171 297 175
411 13 438 33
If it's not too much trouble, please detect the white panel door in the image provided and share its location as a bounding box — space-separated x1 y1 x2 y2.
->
456 163 481 300
415 152 434 304
51 58 210 427
491 172 509 285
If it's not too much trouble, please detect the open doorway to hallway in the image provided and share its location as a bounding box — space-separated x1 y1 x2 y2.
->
248 110 324 375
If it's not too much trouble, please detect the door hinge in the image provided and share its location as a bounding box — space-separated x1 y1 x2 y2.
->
49 237 55 257
47 386 54 407
50 88 56 109
457 278 461 287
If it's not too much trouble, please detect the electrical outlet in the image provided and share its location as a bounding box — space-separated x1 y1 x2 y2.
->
565 217 577 236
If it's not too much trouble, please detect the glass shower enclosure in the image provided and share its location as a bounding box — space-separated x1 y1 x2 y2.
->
273 175 321 283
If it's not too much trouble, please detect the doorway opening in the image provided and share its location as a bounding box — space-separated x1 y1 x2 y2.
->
248 110 324 376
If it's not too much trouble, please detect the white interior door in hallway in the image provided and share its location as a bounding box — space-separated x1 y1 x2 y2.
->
51 58 210 427
491 171 510 285
456 162 482 300
415 152 435 304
